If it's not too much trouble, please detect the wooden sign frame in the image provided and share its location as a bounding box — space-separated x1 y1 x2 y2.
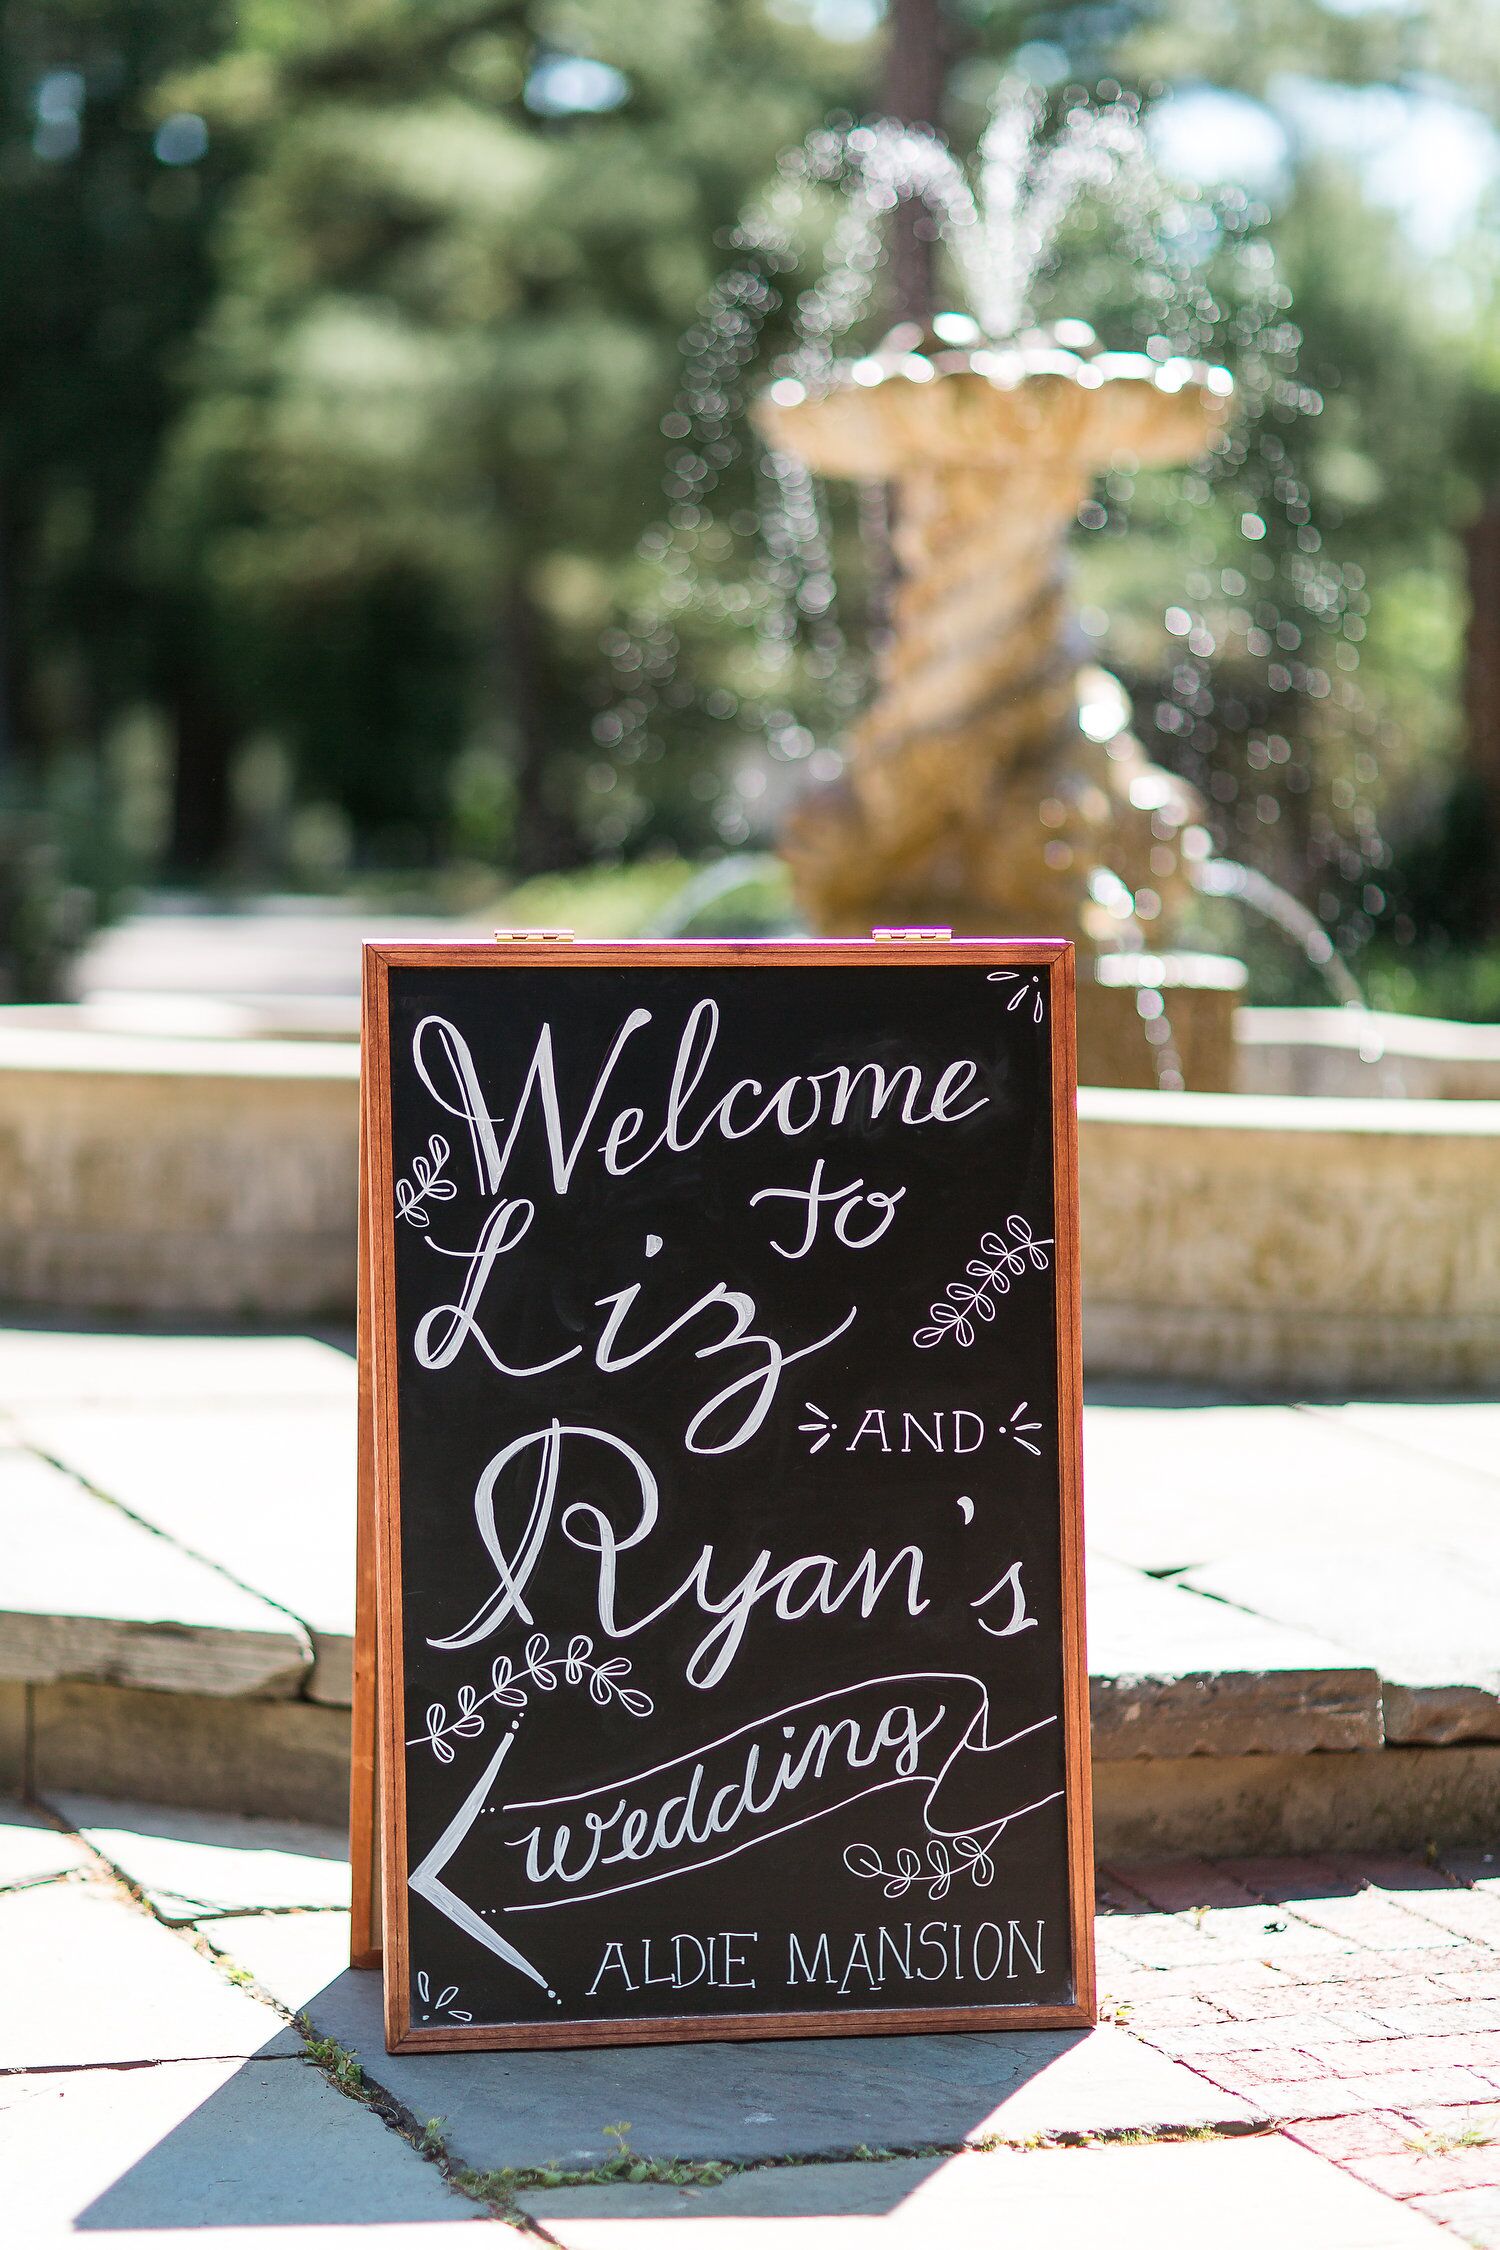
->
351 937 1091 2052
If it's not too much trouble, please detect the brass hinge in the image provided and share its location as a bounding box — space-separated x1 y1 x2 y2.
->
871 926 952 943
493 928 575 943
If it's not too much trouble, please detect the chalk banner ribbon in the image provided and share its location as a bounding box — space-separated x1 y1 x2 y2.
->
412 1672 1060 1993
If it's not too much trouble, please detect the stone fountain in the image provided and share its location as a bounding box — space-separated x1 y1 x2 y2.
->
756 321 1242 1086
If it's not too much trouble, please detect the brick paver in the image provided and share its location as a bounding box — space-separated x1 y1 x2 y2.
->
1108 1849 1500 2248
1412 2189 1500 2250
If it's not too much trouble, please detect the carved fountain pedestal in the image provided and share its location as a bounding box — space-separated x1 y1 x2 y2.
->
756 328 1244 1087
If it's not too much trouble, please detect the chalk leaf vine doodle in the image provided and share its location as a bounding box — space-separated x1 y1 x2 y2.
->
396 1133 457 1228
913 1218 1054 1348
844 1835 997 1899
987 968 1045 1024
416 1969 473 2024
411 1633 653 1764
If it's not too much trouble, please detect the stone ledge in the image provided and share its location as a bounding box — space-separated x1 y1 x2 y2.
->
1091 1671 1383 1761
1084 1304 1500 1393
0 1022 359 1079
1 1680 351 1827
0 1450 312 1700
1078 1085 1500 1136
1087 1554 1383 1758
1094 1744 1500 1858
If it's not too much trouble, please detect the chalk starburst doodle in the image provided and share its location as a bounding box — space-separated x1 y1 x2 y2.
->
987 969 1045 1024
415 1969 472 2025
913 1218 1054 1348
998 1400 1043 1456
799 1401 837 1453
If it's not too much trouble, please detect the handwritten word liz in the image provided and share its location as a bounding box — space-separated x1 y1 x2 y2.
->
412 1000 988 1201
415 1225 854 1455
750 1159 905 1260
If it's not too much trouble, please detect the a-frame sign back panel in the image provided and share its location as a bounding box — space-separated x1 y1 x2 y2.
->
355 938 1091 2052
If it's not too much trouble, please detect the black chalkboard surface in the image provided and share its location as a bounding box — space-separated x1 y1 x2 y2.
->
355 937 1091 2052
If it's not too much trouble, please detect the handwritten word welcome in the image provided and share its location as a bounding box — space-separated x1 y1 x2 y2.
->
413 999 988 1202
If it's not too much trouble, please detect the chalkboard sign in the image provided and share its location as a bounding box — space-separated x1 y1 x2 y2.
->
353 938 1091 2052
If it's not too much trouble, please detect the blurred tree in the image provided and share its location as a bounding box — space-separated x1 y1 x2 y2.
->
3 0 1499 944
153 0 867 875
0 0 236 871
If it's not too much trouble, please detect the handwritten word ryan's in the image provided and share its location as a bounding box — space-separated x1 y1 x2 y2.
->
429 1425 1036 1686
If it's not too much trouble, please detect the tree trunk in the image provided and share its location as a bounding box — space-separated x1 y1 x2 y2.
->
1460 494 1500 933
167 653 236 875
882 0 950 330
504 576 578 876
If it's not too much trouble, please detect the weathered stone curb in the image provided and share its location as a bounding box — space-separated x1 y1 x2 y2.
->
3 1027 1499 1389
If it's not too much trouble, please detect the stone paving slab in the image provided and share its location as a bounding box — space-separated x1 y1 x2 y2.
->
200 1907 353 2012
56 1794 350 1920
518 2135 1449 2246
20 1398 356 1702
1309 1402 1500 1491
0 1795 91 1887
1087 1553 1381 1756
1411 2186 1500 2248
1178 1547 1500 1747
291 1968 1263 2171
0 1449 311 1698
0 2056 483 2239
0 1323 354 1405
0 1867 297 2067
1082 1404 1500 1575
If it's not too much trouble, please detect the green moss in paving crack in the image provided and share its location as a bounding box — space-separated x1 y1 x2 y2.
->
1405 2125 1493 2155
494 2118 1259 2204
460 2124 737 2200
302 2034 365 2098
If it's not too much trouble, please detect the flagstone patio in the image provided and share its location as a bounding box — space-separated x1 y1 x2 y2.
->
6 1792 1498 2244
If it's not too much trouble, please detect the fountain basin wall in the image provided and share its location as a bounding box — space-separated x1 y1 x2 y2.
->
1080 1086 1500 1390
1 1021 1496 1387
1238 1008 1500 1102
0 1024 359 1318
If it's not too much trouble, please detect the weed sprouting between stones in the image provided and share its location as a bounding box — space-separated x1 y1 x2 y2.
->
302 2034 365 2098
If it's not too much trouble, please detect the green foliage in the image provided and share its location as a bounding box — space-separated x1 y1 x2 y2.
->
302 2031 366 2095
493 854 698 933
3 0 1500 989
146 0 867 871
